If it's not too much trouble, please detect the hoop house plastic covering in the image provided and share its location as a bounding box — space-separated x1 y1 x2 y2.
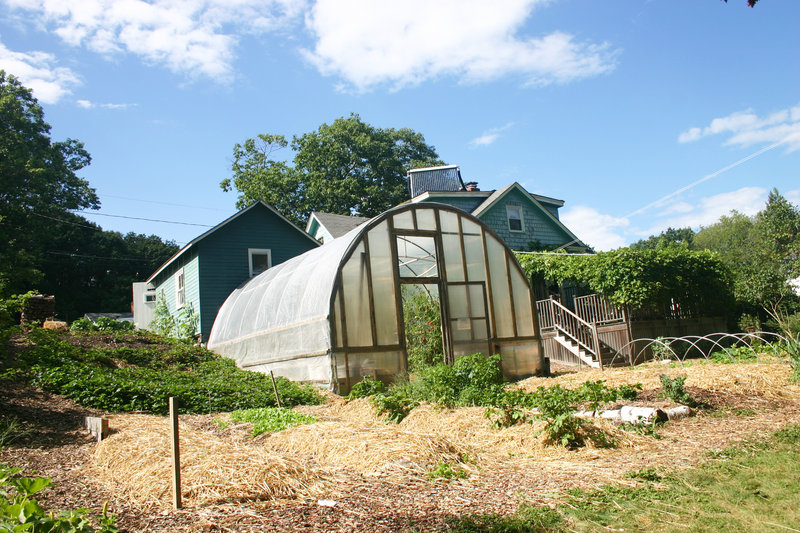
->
208 204 543 393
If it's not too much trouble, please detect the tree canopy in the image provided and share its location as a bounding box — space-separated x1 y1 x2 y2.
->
630 227 695 250
220 114 443 225
694 189 800 333
0 71 177 319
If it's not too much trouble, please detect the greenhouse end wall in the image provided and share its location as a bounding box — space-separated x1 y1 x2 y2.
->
208 203 545 394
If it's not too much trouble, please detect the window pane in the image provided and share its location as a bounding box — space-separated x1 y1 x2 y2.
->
251 253 270 274
342 243 372 346
511 267 535 336
439 211 460 234
486 237 513 338
393 211 415 230
397 235 438 278
507 206 523 231
463 234 485 282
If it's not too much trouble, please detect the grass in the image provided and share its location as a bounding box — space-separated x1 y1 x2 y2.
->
445 425 800 532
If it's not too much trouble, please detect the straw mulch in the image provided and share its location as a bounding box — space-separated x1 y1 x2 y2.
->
90 414 330 509
518 361 800 400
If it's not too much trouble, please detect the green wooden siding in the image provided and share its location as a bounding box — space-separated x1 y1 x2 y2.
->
196 206 318 341
421 195 487 213
478 189 572 251
150 250 200 326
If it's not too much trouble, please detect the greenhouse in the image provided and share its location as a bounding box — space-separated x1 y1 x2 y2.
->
207 203 544 393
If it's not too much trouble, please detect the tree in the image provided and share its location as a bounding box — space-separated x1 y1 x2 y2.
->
723 0 759 6
630 227 695 250
0 70 99 295
694 189 800 335
220 114 443 225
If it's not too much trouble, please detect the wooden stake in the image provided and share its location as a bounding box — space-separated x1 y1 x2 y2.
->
169 397 182 510
269 370 282 408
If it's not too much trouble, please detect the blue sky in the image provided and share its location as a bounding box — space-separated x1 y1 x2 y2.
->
1 0 798 250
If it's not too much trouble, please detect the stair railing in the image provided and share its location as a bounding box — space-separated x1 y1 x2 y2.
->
536 298 603 370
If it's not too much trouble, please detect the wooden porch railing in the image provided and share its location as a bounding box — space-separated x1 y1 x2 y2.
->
536 298 603 369
573 293 626 326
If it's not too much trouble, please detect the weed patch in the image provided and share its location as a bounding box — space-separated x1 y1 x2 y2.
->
229 407 317 436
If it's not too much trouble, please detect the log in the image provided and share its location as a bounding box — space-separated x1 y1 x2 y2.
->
665 405 693 420
620 406 668 425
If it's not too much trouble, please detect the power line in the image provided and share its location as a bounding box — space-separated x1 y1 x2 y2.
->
33 212 103 230
46 250 163 262
99 193 230 212
74 211 214 227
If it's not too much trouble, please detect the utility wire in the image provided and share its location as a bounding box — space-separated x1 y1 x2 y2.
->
99 193 230 212
33 212 103 230
74 211 214 227
46 250 163 262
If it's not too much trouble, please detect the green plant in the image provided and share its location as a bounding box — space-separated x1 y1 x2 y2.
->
70 317 134 333
0 417 30 449
529 384 586 448
10 328 323 415
784 335 800 381
650 337 676 361
626 467 662 482
738 313 761 332
346 375 386 399
0 291 36 330
402 286 444 372
149 296 198 341
0 463 118 532
709 345 758 363
429 461 468 480
659 374 696 406
229 407 316 436
445 503 565 532
371 391 419 423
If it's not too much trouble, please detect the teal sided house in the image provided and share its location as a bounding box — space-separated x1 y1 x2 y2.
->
407 165 588 252
132 201 319 342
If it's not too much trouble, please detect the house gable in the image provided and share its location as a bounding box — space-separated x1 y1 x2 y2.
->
472 183 585 251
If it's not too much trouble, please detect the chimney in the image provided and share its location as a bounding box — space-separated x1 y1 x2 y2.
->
464 181 479 192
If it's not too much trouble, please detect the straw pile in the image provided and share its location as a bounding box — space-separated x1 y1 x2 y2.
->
518 361 800 399
269 418 468 475
91 415 329 508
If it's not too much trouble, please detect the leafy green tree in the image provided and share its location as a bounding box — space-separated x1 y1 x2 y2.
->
694 189 800 335
0 70 98 294
630 227 695 250
220 113 443 225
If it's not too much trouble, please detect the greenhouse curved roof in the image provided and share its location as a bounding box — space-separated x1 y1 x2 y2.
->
208 219 363 356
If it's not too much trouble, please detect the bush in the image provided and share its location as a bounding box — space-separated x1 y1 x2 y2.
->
10 328 323 415
70 317 134 333
346 376 385 399
659 374 696 406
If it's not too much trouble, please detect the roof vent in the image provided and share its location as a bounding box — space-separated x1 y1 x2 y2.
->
464 181 479 192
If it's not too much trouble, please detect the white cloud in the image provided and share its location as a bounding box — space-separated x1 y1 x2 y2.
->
469 122 514 148
642 187 767 236
75 98 136 109
0 40 81 103
2 0 305 82
302 0 618 91
561 205 629 251
785 189 800 208
678 104 800 151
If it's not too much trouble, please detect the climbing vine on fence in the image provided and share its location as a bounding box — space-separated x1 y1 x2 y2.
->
515 247 733 314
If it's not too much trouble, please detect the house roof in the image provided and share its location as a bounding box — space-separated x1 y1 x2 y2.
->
306 212 370 239
407 165 464 198
147 201 319 283
470 182 586 249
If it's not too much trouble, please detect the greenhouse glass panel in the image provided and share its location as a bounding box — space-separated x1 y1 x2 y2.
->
367 222 399 345
393 211 414 230
347 351 404 384
416 209 437 231
511 267 535 337
397 235 438 278
461 218 481 235
496 341 542 380
487 237 514 338
333 292 343 348
442 233 465 282
439 210 460 234
463 234 486 282
341 243 373 346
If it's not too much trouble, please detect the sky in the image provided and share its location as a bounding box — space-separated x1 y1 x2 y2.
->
1 0 798 251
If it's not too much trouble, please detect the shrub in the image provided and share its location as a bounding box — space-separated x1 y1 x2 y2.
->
659 374 696 406
346 376 385 399
429 461 468 480
709 345 758 363
70 317 134 333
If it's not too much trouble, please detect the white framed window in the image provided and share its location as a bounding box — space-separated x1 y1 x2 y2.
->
248 248 272 277
175 268 185 308
144 291 156 304
507 205 524 232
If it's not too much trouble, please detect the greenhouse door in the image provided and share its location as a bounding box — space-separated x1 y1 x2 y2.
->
445 281 491 363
